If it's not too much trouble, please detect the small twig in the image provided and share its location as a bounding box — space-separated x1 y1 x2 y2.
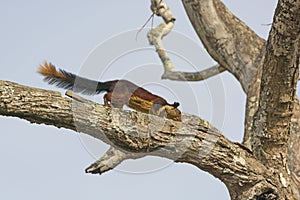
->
151 11 155 29
261 23 272 26
135 12 155 41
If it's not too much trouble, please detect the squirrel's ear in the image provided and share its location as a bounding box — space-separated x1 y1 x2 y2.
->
172 102 180 108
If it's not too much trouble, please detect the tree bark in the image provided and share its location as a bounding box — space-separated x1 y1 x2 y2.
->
181 0 265 92
1 0 299 199
251 1 300 198
180 0 300 198
0 80 292 199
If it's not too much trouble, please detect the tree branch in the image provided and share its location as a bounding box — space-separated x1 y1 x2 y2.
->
147 0 300 197
289 99 300 200
162 64 226 82
85 146 143 174
147 19 226 82
148 0 227 83
181 0 266 92
0 80 282 199
147 19 175 73
251 0 300 198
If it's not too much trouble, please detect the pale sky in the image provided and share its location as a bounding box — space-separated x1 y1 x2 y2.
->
0 1 277 199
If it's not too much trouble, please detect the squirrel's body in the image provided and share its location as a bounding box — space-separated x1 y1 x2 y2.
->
38 62 181 120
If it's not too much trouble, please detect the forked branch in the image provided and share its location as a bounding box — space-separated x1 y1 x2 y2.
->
147 0 227 82
181 0 266 92
0 80 284 199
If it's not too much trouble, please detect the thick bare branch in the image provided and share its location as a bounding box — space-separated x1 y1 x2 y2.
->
181 0 265 92
251 0 300 198
289 99 300 200
0 80 285 199
148 0 300 197
243 63 263 148
253 0 300 170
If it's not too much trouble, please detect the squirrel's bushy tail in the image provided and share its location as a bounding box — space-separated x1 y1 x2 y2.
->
38 62 111 95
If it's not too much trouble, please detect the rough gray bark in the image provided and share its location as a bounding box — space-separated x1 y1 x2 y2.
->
0 0 299 199
290 100 300 199
179 0 299 199
0 80 290 199
181 0 265 93
150 0 300 198
251 1 300 198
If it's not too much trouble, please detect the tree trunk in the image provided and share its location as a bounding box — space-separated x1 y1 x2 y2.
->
0 0 299 199
181 0 300 198
0 80 294 199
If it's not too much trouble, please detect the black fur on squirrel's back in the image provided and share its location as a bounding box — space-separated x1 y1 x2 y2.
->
38 62 116 95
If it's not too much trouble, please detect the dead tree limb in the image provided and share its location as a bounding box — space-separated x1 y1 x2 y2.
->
181 0 265 92
148 0 227 83
148 0 300 198
0 80 288 199
148 0 265 92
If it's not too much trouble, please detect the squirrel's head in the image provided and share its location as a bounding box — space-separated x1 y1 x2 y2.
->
172 102 180 108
